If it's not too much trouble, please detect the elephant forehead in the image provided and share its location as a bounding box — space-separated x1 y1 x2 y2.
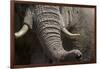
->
69 8 81 27
34 4 60 15
37 12 60 22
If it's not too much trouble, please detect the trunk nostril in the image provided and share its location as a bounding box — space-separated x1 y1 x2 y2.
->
76 54 82 60
61 51 82 61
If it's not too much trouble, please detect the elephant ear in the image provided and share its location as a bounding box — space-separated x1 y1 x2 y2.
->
69 7 81 27
24 5 35 29
60 7 71 28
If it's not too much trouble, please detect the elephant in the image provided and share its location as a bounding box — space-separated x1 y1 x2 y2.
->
14 4 95 64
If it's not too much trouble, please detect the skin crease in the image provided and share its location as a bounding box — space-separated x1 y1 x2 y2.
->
14 4 95 64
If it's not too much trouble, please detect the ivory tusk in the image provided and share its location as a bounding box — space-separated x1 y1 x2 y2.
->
15 24 29 38
62 27 80 37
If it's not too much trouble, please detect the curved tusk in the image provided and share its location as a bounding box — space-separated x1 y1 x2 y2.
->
59 13 80 37
15 24 29 39
62 27 80 37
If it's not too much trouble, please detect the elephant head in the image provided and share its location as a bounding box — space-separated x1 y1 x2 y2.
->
15 4 82 62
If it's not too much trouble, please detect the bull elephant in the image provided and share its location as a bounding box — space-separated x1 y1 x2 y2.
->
14 4 95 64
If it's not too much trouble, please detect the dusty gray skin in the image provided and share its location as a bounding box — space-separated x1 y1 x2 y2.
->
15 4 82 63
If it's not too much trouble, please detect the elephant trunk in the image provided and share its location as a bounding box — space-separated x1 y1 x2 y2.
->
34 5 67 61
34 5 81 61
